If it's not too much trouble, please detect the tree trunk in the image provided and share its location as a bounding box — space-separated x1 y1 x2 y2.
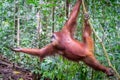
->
36 11 42 48
14 0 20 46
66 0 69 18
52 2 55 33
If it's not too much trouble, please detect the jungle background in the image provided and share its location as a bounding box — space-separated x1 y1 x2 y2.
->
0 0 120 80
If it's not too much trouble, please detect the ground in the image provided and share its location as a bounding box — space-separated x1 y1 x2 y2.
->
0 54 34 80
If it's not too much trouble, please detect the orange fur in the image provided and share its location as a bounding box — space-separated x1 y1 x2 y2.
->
11 0 113 76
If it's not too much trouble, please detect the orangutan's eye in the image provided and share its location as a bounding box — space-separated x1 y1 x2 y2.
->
50 34 56 43
51 35 55 39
